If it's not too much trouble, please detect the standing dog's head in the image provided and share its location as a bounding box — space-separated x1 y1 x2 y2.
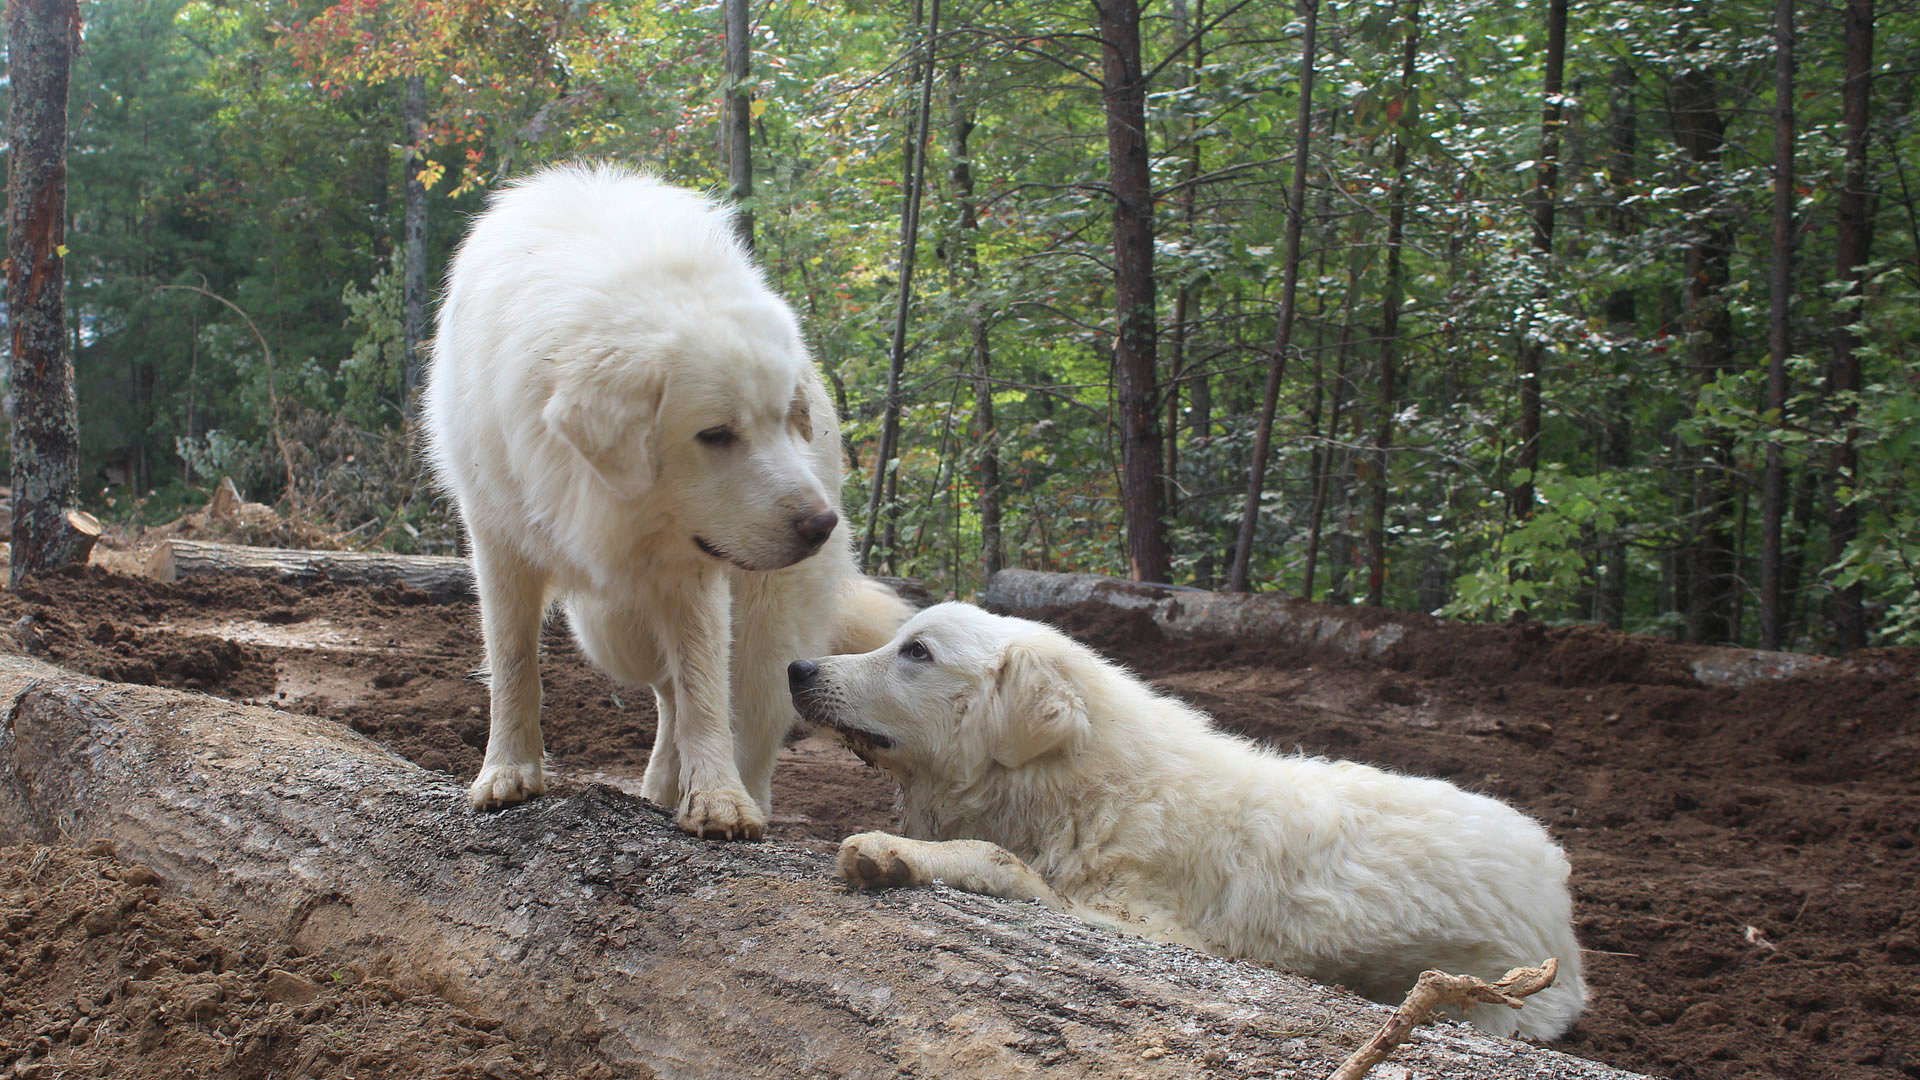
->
542 293 839 572
788 603 1096 787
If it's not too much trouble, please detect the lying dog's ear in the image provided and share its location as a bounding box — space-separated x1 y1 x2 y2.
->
544 360 667 498
989 638 1090 768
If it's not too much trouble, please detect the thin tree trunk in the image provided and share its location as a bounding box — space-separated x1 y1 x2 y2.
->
724 0 754 252
1095 0 1170 583
401 73 429 414
948 70 1002 581
859 0 941 572
7 0 85 588
1782 467 1819 645
1760 0 1795 650
1303 316 1353 602
1596 62 1638 629
1172 0 1210 588
1508 0 1566 523
1828 0 1873 650
1367 3 1419 609
1228 0 1319 593
1672 68 1738 644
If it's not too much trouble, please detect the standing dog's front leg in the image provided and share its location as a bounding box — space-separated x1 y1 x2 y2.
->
835 832 1068 910
468 537 550 809
667 575 767 840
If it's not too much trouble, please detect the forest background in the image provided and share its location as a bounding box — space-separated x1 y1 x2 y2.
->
3 0 1916 651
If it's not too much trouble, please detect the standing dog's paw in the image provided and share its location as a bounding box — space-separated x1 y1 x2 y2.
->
678 787 767 841
469 761 547 810
835 832 923 890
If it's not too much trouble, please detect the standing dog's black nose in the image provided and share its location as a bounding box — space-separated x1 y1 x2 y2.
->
794 509 839 548
787 659 819 689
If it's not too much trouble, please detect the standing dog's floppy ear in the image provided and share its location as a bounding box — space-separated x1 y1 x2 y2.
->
989 637 1091 768
544 358 667 498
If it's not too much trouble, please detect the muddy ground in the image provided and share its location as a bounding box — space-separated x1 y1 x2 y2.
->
1 563 1916 1080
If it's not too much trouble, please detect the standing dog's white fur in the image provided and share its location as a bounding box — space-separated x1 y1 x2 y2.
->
790 604 1587 1038
425 163 906 838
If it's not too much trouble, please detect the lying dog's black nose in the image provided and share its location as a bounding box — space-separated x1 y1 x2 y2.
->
794 509 839 547
787 659 819 689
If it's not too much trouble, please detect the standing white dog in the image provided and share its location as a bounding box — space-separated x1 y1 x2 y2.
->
789 603 1587 1038
425 163 906 839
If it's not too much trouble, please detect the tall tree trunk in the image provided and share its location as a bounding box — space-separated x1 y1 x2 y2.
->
7 0 85 588
1672 68 1738 644
948 68 1002 580
723 0 755 251
401 73 429 414
1171 0 1210 587
1596 62 1638 629
1095 0 1170 583
1228 0 1319 593
1828 0 1873 650
859 0 941 572
1367 3 1419 609
1163 0 1205 552
1508 0 1566 523
1760 0 1796 650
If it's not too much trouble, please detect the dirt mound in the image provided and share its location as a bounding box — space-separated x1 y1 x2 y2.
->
2 565 1916 1079
0 839 603 1080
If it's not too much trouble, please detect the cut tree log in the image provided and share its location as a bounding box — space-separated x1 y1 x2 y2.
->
985 569 1838 690
143 538 935 611
0 654 1649 1080
145 538 477 603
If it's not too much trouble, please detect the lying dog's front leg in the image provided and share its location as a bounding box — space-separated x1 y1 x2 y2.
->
836 832 1068 910
668 576 767 840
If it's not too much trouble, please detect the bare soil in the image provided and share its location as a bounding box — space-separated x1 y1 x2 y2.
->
3 563 1918 1080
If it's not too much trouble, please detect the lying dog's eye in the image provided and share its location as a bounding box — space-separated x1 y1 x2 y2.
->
696 426 737 447
899 640 933 663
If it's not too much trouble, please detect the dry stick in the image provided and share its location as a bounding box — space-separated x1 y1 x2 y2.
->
1326 958 1559 1080
154 283 299 513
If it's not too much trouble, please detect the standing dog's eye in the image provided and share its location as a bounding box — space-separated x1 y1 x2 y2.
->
696 426 737 447
900 640 933 662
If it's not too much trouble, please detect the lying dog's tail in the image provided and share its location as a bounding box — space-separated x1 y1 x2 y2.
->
832 577 916 654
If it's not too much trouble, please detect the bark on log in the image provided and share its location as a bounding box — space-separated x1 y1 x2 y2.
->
0 655 1647 1079
144 540 934 611
985 569 1838 689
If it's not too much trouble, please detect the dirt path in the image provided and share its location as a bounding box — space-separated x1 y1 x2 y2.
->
3 565 1917 1079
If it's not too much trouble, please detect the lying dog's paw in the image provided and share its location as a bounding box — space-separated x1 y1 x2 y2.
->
678 787 767 841
836 832 922 890
469 761 547 810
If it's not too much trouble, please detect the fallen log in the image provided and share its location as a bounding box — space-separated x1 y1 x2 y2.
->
145 538 477 603
144 539 935 611
0 655 1647 1080
985 569 1836 689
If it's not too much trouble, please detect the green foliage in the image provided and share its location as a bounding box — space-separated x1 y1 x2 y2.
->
340 248 409 429
41 0 1920 651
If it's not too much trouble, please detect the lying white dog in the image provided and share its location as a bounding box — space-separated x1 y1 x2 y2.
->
789 603 1587 1038
424 163 906 838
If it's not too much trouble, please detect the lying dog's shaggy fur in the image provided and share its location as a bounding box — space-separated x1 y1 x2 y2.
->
425 163 906 837
790 603 1587 1038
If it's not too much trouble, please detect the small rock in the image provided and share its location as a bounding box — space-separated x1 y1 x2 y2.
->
263 968 321 1005
178 985 222 1022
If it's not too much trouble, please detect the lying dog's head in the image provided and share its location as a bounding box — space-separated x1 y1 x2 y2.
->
542 295 839 573
788 603 1094 785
